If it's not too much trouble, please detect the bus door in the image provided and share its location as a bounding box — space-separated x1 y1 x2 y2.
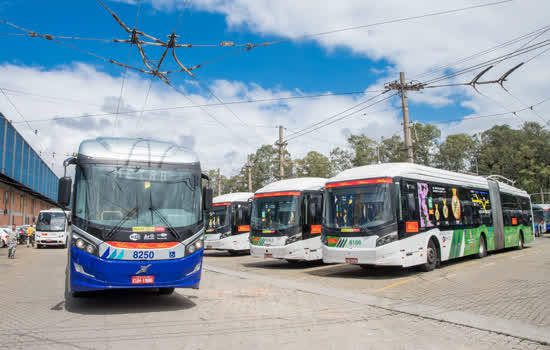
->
488 180 505 250
302 192 323 240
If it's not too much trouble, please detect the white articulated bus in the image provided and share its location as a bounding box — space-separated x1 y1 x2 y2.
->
204 192 254 254
322 163 534 271
250 178 326 262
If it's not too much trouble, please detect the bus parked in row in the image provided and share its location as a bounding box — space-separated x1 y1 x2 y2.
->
35 208 71 248
532 203 550 236
205 192 254 255
322 163 534 271
58 138 213 297
250 178 325 263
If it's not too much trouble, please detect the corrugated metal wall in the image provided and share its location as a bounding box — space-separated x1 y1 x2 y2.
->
0 113 59 202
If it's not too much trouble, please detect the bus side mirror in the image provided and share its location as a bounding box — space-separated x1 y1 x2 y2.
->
58 177 72 208
203 188 213 210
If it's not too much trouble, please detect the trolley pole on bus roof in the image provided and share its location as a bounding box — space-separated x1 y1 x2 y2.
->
386 72 424 163
247 154 253 192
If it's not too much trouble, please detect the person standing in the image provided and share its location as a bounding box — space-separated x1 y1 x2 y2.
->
7 228 17 259
27 226 35 248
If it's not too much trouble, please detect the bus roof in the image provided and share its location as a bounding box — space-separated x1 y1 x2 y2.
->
328 163 528 197
532 203 550 210
255 177 326 194
213 192 254 203
78 138 199 165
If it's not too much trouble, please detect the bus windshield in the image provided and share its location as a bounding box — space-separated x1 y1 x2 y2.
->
324 183 395 230
36 212 66 232
252 195 300 231
207 205 229 230
533 209 550 222
74 164 201 231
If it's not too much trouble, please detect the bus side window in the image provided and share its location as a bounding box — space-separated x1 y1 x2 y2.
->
460 188 473 226
519 197 532 225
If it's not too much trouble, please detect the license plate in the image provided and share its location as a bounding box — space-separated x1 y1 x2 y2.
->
206 245 212 249
345 258 358 264
264 253 273 258
131 276 154 284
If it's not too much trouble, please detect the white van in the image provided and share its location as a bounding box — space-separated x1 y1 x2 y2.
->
35 208 70 248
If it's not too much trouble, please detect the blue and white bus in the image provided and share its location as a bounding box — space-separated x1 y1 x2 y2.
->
58 138 213 297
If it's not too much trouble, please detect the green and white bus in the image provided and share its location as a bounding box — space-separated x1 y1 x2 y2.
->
322 163 534 271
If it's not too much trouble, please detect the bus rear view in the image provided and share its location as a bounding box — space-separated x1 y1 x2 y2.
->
58 138 213 297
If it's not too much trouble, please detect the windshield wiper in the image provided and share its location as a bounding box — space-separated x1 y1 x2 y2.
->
149 207 181 241
104 207 137 240
148 188 181 241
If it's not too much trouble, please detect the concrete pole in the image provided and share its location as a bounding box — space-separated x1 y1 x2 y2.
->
279 126 285 179
400 72 414 163
247 154 252 192
217 168 221 196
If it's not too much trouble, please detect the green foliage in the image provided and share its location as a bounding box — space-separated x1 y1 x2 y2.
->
411 122 441 165
295 151 332 178
347 135 377 166
329 147 353 176
435 133 479 171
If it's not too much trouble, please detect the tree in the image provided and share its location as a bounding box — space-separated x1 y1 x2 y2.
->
295 151 332 178
347 135 377 166
329 147 353 176
411 123 441 166
379 135 405 163
435 133 479 171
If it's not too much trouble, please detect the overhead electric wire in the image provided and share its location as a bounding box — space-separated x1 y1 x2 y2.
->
422 38 550 86
253 0 512 49
0 88 55 161
6 89 384 125
412 23 550 81
284 93 398 143
284 91 390 139
114 0 143 129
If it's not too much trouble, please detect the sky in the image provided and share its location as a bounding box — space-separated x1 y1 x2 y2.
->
0 0 549 177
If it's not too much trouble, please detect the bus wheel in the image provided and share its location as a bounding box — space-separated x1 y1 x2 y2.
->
157 287 175 295
420 239 439 272
477 235 487 258
517 233 524 250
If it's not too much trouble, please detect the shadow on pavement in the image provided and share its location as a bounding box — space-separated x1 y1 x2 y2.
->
242 259 325 270
64 289 196 315
204 251 250 258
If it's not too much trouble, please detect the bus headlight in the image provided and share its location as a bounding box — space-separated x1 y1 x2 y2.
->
375 232 398 247
71 233 98 256
185 237 204 256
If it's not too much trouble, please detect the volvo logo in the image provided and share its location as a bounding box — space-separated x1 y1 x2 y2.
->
129 233 141 241
136 264 152 275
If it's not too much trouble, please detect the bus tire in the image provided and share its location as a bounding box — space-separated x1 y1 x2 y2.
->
420 239 439 272
477 235 487 259
517 232 524 250
158 287 175 295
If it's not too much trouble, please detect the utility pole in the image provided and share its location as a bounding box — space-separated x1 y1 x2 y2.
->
217 168 221 196
386 72 423 163
276 126 287 179
247 154 253 192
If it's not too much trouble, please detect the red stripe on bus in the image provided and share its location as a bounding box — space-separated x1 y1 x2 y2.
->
326 178 393 188
213 202 231 207
254 191 301 198
105 242 180 249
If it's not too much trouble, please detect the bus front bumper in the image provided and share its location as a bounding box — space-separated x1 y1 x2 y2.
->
205 232 250 251
322 243 403 266
69 247 203 292
250 236 322 261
